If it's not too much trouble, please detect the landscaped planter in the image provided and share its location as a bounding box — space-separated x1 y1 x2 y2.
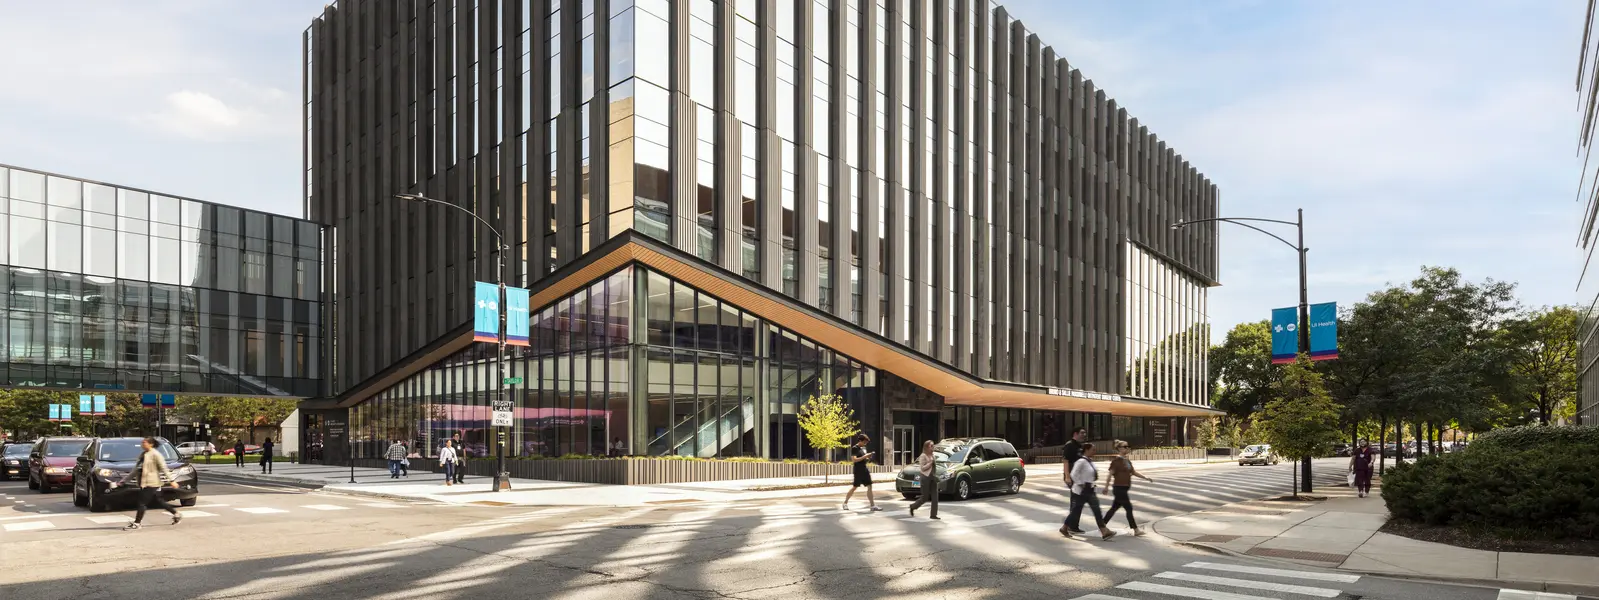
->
377 457 896 485
1020 445 1206 463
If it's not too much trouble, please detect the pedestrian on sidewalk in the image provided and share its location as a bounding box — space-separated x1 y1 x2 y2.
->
400 445 412 477
1060 443 1116 541
1350 439 1376 497
841 434 882 511
1061 427 1089 534
233 440 245 468
259 438 275 474
907 440 939 520
116 437 182 531
385 439 408 479
1102 440 1153 536
451 434 467 484
439 440 458 486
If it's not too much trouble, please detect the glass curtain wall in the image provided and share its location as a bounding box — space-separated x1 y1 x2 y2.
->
0 165 322 396
352 263 876 460
943 405 1115 449
1123 243 1209 406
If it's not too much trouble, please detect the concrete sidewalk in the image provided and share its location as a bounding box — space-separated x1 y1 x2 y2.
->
1152 482 1599 594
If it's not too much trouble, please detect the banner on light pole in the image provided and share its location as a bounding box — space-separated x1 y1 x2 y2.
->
1309 301 1339 361
505 286 530 347
1270 307 1299 364
473 281 500 342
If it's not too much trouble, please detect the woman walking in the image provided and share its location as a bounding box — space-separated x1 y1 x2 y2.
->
116 437 182 531
1102 440 1153 536
1060 443 1116 541
1349 439 1376 497
841 434 881 511
907 440 939 520
439 439 458 486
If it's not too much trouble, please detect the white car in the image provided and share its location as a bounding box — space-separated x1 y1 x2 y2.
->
175 442 217 457
1238 444 1281 466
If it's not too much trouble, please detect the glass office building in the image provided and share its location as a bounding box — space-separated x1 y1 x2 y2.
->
305 0 1221 464
0 164 324 397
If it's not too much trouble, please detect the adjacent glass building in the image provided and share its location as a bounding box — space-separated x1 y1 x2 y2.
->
303 0 1221 465
0 164 324 397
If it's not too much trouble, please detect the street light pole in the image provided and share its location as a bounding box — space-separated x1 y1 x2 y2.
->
396 194 510 492
1173 208 1316 493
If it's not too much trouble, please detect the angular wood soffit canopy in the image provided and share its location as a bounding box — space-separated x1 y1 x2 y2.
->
339 232 1219 418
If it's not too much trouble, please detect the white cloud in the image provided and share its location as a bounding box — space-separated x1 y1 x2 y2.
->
140 89 281 141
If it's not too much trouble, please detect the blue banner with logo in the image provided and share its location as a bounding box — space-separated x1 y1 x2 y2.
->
505 286 530 347
48 404 60 421
161 394 176 407
80 395 92 415
93 395 107 415
1270 307 1299 364
141 393 158 407
1309 301 1339 360
474 281 500 342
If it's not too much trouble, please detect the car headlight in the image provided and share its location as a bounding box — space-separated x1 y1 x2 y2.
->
174 465 195 477
96 468 126 479
939 471 955 481
44 467 66 474
4 459 17 465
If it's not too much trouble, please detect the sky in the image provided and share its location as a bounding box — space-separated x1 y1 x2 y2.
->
0 1 1587 342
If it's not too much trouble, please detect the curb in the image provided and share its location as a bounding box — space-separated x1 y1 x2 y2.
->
198 467 633 507
1171 539 1599 597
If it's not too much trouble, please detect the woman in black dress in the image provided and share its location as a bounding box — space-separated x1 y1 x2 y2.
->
841 434 881 511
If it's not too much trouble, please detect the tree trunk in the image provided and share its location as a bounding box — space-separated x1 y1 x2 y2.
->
1292 459 1300 499
1413 421 1423 459
1378 414 1388 475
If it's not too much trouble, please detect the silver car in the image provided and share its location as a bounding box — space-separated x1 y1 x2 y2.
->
175 442 217 458
1238 444 1281 466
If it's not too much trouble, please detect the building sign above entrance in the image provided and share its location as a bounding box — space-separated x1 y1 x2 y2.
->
1047 387 1121 402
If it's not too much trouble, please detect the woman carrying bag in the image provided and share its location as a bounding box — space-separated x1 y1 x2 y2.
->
438 439 458 486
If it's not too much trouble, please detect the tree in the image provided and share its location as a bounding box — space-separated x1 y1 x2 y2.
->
1253 355 1344 498
0 390 65 440
796 393 859 481
1209 320 1279 420
1499 306 1578 425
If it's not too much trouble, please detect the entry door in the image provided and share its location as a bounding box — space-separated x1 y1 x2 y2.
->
893 426 915 467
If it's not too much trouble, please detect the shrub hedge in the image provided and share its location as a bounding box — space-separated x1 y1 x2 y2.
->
1383 425 1599 539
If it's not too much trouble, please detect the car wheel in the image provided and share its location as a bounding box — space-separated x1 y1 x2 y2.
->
902 493 917 501
73 478 88 507
37 477 51 494
955 477 972 501
1238 462 1246 466
1007 474 1021 494
180 498 197 507
88 484 108 513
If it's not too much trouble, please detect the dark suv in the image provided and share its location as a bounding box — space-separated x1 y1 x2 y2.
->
895 437 1026 501
2 442 33 480
72 437 199 512
28 437 92 493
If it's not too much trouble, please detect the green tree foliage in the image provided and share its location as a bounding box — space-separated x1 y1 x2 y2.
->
1208 320 1278 420
1254 355 1345 497
1497 306 1578 425
796 394 859 480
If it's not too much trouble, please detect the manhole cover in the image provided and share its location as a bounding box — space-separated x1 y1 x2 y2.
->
1189 535 1241 543
1247 547 1348 563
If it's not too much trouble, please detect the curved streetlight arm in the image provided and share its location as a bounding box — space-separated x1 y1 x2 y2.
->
395 193 507 249
1171 216 1300 252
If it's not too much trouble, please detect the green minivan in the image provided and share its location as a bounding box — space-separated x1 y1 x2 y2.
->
894 437 1026 501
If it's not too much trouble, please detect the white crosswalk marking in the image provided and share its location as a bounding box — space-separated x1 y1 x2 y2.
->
3 520 54 532
180 510 217 518
301 504 351 511
361 503 401 508
1184 562 1361 583
1498 591 1578 600
235 507 288 514
1118 581 1278 600
1072 594 1136 600
1152 572 1341 598
86 515 133 524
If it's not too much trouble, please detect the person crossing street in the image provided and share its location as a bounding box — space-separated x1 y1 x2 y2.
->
1102 440 1153 536
907 440 939 520
1060 443 1116 541
439 439 458 487
116 437 182 531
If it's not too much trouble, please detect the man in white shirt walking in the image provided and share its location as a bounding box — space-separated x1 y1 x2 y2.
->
1060 443 1116 541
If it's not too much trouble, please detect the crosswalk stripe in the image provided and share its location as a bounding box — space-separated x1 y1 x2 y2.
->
2 520 54 532
1185 562 1361 583
1153 572 1341 597
235 507 288 514
1071 594 1137 600
181 510 218 518
1118 581 1277 600
1497 591 1578 600
86 515 133 524
301 504 351 511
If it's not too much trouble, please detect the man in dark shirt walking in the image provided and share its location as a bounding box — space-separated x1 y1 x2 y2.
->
1061 427 1089 534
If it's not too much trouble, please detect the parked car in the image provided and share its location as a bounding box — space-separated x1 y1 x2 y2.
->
221 444 261 456
1332 443 1352 457
72 437 199 512
2 442 33 480
28 437 93 493
175 442 217 458
1237 444 1281 466
894 437 1026 501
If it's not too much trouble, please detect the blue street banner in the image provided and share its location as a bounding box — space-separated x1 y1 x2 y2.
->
48 404 60 422
141 394 158 407
93 395 107 415
161 394 176 407
1270 307 1299 364
80 394 92 415
505 286 530 347
1309 302 1339 360
473 281 500 342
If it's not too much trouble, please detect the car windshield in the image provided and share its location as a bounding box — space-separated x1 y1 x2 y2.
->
98 441 179 462
933 444 971 463
44 441 90 457
1243 445 1269 453
4 444 32 457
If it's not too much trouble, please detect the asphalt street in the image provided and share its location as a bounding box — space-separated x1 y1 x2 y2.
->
0 460 1528 600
